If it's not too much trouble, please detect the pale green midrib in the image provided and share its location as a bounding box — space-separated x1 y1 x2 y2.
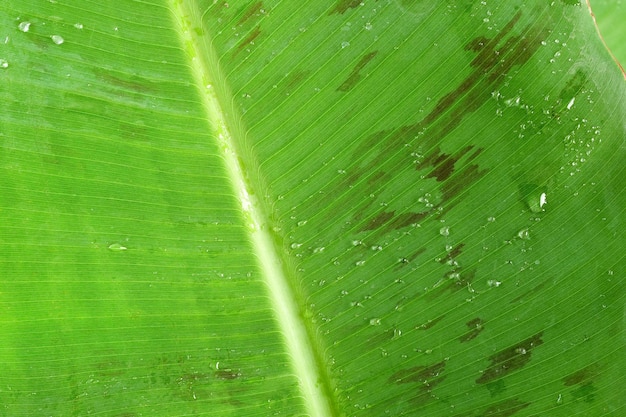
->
169 2 335 416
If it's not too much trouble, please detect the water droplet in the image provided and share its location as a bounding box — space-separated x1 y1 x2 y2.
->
487 216 496 222
297 220 307 226
351 240 363 246
341 41 350 49
290 242 302 249
439 226 450 236
517 228 530 240
108 243 127 251
0 59 8 69
313 247 325 254
364 22 372 30
566 97 575 110
369 318 381 326
74 23 84 30
51 35 64 45
487 279 501 287
355 260 365 266
18 21 31 32
524 185 548 213
370 245 382 251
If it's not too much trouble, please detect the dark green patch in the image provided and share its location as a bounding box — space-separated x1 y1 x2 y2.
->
337 51 379 92
571 382 596 403
476 333 543 384
483 397 531 416
558 69 588 102
328 0 362 15
459 317 484 342
560 0 580 5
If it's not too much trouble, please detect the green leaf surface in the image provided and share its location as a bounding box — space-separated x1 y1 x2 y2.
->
590 0 626 69
1 1 625 416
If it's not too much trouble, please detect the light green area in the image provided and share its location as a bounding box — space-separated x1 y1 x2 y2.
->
591 0 626 69
1 1 624 416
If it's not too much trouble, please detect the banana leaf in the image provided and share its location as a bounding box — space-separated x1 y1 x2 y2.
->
1 0 624 415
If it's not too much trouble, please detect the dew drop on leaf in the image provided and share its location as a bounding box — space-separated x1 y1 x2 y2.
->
18 21 31 32
369 318 381 326
51 35 64 45
108 243 127 251
0 59 8 69
439 226 450 236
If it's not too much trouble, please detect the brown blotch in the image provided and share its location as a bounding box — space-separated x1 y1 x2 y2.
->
367 170 389 185
476 333 544 384
464 35 489 52
438 163 487 215
328 0 362 15
483 398 531 417
233 25 261 57
326 10 547 242
439 243 465 264
396 247 427 270
417 314 446 330
562 364 599 386
362 210 395 231
389 360 446 384
215 369 241 380
389 360 447 406
94 70 155 93
285 69 312 90
459 317 485 342
509 280 549 304
389 211 428 229
337 51 379 92
237 1 264 25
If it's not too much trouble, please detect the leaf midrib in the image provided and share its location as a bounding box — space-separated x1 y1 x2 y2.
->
169 1 336 416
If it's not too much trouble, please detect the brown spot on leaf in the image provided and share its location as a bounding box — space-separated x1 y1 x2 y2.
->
417 314 446 330
337 51 379 92
285 69 312 90
389 360 447 406
328 0 362 15
215 369 241 380
439 243 465 264
509 280 549 304
465 35 490 52
233 25 261 57
483 397 531 416
562 364 600 386
362 210 395 231
476 333 543 384
459 317 485 342
237 1 264 25
390 360 446 384
389 211 428 229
